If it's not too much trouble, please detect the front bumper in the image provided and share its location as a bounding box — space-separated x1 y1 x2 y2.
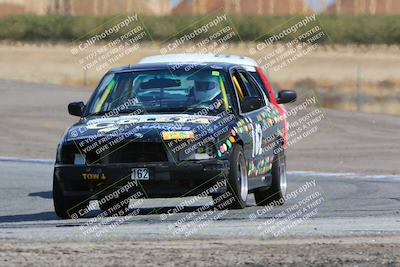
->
54 160 229 199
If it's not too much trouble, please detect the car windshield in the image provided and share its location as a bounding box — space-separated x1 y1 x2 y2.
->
85 68 232 116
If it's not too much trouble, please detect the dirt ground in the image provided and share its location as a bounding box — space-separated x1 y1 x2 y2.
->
1 235 399 267
0 43 399 86
1 42 400 115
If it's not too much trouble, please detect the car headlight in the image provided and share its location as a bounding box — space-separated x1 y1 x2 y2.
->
181 146 216 160
186 146 216 160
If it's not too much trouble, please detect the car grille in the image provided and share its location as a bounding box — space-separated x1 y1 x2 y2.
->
61 142 168 164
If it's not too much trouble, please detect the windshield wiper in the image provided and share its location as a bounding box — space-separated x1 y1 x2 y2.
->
87 106 211 117
87 107 145 117
118 108 145 115
145 107 188 113
86 110 109 117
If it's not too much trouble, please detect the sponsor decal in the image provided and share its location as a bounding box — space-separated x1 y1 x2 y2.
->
162 131 195 141
85 115 213 133
82 172 107 181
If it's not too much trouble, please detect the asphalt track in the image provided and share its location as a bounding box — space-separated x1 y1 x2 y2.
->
1 159 399 241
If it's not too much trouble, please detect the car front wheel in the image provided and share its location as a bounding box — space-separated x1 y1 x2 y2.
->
53 175 89 219
213 144 248 209
254 150 287 206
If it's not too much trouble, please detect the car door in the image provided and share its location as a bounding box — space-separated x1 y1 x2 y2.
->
243 70 283 155
231 69 281 188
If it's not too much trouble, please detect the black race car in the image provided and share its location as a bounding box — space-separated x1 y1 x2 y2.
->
53 62 296 219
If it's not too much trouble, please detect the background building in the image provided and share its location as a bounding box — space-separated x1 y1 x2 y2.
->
0 0 52 16
0 0 172 16
326 0 400 15
172 0 313 15
1 0 400 16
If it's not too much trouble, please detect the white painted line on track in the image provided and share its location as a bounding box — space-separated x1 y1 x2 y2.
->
0 157 54 165
289 171 400 180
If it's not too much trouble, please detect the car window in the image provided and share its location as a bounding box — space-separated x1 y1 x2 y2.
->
86 69 233 116
238 72 266 107
232 71 248 103
248 71 271 101
232 70 266 112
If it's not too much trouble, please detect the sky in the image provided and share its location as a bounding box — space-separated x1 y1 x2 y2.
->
170 0 336 12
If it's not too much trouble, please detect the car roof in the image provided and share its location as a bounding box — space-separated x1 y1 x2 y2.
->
138 54 258 71
108 61 240 73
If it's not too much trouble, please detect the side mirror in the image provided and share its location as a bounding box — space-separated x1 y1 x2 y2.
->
68 101 85 117
277 90 297 104
241 96 262 113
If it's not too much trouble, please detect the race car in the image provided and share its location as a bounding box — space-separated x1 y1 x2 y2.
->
53 62 296 219
139 54 289 145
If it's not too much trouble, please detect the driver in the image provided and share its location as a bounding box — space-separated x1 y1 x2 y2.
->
192 71 221 103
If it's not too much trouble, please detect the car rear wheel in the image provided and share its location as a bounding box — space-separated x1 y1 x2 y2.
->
53 175 89 219
254 150 287 206
213 144 248 209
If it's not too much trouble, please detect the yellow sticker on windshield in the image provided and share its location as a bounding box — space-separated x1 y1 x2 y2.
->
212 71 220 76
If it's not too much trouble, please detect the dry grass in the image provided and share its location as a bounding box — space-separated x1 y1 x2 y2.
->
1 42 399 114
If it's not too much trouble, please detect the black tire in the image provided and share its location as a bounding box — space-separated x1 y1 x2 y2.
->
213 145 248 209
53 176 89 219
254 150 287 206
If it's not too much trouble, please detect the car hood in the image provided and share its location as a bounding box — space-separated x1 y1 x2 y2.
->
65 113 223 143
